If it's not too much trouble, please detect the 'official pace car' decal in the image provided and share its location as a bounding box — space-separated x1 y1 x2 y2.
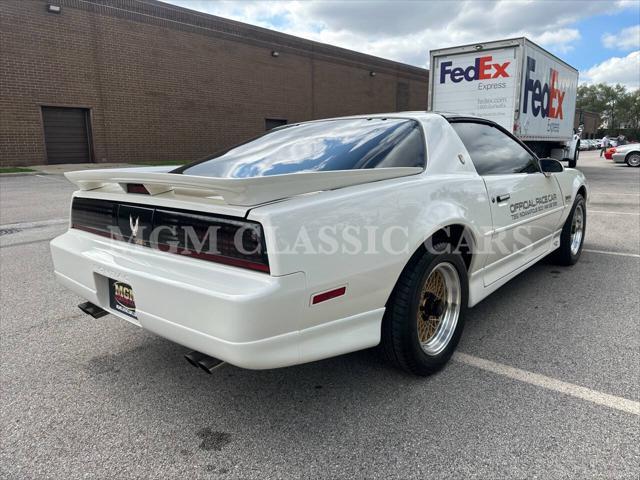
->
509 194 558 220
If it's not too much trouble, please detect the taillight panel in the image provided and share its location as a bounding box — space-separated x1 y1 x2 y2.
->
70 198 269 273
152 208 269 272
71 197 117 235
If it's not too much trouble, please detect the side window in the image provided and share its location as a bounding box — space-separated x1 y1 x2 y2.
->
451 122 538 175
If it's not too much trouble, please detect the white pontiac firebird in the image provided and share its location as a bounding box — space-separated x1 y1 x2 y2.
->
50 112 587 376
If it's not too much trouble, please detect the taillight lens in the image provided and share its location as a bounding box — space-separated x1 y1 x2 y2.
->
153 209 269 272
71 197 116 238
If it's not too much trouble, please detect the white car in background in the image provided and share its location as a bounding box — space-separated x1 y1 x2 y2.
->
50 112 587 376
611 143 640 167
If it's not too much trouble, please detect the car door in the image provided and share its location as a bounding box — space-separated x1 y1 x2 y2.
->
450 121 564 286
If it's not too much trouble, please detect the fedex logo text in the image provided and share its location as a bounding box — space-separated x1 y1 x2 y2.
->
439 56 510 84
523 56 565 119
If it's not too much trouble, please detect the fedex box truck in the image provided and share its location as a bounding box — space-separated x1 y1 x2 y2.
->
429 38 580 167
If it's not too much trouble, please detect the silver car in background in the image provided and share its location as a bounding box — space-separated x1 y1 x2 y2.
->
611 143 640 167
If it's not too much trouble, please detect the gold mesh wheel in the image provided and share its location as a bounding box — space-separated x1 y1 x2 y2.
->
416 262 461 355
418 269 446 343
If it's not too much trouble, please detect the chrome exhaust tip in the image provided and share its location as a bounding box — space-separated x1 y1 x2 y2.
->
184 351 226 373
197 356 225 374
78 301 108 319
184 350 208 368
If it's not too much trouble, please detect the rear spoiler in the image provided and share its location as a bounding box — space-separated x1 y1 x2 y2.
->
65 166 423 206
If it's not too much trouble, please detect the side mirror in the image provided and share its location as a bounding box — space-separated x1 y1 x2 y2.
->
539 158 564 176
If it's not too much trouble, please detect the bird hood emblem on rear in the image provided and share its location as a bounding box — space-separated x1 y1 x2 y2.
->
129 215 139 238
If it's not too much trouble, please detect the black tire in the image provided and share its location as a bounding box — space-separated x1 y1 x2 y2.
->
552 193 586 266
381 243 468 376
625 152 640 167
568 145 578 168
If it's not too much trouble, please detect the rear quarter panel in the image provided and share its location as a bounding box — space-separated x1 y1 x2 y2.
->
249 173 493 331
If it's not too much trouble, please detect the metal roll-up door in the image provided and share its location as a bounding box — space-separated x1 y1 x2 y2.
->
42 107 92 164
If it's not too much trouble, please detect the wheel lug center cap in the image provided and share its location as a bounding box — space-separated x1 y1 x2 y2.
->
423 293 445 318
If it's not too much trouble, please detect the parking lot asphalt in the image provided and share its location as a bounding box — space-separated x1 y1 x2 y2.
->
1 150 638 479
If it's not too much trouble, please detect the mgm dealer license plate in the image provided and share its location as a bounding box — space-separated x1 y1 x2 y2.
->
109 278 137 319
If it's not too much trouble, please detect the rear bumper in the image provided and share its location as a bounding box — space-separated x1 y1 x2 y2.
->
50 230 382 369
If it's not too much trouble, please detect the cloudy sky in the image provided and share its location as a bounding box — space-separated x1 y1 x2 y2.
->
166 0 639 89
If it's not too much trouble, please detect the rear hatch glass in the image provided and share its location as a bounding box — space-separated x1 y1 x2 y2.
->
174 118 425 178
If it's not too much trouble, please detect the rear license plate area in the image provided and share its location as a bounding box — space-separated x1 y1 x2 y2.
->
108 278 137 319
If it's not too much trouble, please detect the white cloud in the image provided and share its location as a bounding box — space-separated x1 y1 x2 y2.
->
529 29 581 53
581 51 640 90
602 25 640 50
169 0 624 67
616 0 640 8
167 0 628 67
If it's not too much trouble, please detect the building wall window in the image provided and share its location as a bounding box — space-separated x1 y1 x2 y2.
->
265 118 287 131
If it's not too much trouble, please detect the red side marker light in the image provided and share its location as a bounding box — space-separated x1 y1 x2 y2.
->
312 286 346 305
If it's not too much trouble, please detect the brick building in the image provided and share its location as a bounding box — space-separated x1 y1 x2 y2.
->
1 0 429 167
574 109 601 139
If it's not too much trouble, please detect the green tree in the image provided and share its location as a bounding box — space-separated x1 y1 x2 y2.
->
618 89 640 129
577 83 638 132
577 84 605 112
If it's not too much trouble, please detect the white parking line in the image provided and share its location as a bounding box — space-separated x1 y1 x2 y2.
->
454 352 640 416
591 192 640 196
0 237 57 249
0 218 68 230
589 210 639 215
583 249 640 258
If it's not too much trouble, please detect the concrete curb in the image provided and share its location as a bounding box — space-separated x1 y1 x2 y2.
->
0 171 41 177
1 162 137 177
